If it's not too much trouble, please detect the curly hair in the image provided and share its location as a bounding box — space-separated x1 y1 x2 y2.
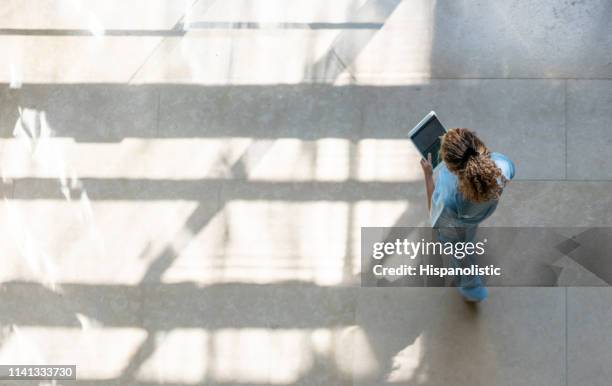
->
440 128 503 203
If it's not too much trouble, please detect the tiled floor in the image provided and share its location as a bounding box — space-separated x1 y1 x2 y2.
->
0 0 611 385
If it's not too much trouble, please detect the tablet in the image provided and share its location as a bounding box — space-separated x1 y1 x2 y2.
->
408 111 447 170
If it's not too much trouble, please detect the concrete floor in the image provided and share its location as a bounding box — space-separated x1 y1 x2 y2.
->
0 0 611 385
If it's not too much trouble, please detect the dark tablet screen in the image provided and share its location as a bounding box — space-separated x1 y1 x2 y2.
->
410 115 446 169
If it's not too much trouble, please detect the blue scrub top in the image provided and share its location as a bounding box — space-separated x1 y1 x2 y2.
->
431 152 515 230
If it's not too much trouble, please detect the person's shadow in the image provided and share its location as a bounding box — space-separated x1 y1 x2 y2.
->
343 287 490 386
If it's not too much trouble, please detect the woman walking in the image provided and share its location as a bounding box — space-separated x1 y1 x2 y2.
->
420 128 515 302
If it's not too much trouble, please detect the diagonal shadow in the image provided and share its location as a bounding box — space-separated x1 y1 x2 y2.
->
140 199 224 282
140 139 277 282
307 0 402 80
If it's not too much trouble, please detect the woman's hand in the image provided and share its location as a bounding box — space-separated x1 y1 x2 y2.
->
420 153 433 177
420 153 434 212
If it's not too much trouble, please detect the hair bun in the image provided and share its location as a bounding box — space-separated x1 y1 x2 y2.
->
461 147 478 164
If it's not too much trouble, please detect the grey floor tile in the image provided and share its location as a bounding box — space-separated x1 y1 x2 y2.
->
428 1 612 78
11 177 223 201
218 178 422 202
141 282 356 331
567 80 612 180
157 84 364 140
0 282 142 328
555 256 608 287
488 181 612 227
354 288 565 386
567 288 612 386
0 85 159 142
